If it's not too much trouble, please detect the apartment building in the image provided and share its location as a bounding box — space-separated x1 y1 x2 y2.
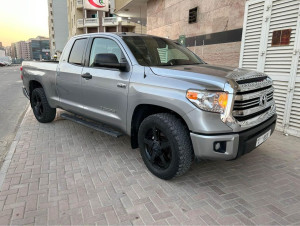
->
29 37 51 61
48 0 69 58
0 48 5 58
14 41 31 60
10 43 17 59
67 0 146 38
4 46 12 57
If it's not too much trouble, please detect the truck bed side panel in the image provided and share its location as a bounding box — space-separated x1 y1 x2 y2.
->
22 61 59 108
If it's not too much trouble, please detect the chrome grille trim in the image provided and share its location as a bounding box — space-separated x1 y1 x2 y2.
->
234 99 260 107
233 99 275 117
237 78 273 92
234 105 276 127
235 86 274 101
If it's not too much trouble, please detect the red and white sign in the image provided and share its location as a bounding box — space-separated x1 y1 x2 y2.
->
84 0 108 11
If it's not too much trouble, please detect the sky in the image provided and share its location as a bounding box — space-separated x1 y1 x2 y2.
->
0 0 49 47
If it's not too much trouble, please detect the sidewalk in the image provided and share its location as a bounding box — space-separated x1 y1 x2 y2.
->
0 108 299 225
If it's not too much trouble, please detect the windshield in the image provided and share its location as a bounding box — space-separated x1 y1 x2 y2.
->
122 36 205 66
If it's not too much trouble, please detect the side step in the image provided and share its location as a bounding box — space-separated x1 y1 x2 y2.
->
60 113 123 138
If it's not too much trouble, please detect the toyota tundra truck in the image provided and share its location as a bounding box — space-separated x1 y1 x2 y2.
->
21 33 277 180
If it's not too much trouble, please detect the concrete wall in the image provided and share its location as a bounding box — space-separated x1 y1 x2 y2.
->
189 42 242 68
147 0 246 67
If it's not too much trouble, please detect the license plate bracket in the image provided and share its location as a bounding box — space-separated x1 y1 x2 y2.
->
256 130 271 147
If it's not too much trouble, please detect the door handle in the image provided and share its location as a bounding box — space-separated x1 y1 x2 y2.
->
117 83 127 88
81 73 92 80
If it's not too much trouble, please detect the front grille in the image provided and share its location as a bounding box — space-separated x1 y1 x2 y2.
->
233 76 275 122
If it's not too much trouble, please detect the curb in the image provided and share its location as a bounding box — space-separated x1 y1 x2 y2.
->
0 105 31 190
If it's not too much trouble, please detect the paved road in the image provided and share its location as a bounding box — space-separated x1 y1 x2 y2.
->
0 66 28 164
0 109 299 225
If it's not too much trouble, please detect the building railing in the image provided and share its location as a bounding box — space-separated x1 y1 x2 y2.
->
77 19 84 28
84 18 99 27
121 19 135 26
76 0 83 8
102 17 119 26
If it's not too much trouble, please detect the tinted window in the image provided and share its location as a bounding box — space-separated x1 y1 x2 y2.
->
68 38 87 65
123 36 204 66
89 38 123 67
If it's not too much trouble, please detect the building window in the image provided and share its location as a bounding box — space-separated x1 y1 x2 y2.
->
188 7 198 24
272 29 292 46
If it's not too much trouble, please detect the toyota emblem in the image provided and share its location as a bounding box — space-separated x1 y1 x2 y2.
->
259 95 267 107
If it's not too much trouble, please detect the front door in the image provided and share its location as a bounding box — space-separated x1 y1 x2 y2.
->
81 37 131 132
57 38 88 113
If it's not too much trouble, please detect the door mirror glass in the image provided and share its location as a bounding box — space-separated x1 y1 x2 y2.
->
93 53 127 71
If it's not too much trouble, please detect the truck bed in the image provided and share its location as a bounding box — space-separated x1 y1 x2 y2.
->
22 61 59 72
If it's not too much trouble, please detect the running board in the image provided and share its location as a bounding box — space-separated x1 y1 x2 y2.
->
60 113 123 138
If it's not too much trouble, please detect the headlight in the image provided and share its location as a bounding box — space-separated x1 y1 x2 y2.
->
186 90 228 113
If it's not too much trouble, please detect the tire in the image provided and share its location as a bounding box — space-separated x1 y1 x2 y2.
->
138 113 193 180
31 88 56 123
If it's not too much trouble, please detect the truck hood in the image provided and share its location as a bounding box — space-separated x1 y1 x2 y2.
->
150 64 264 90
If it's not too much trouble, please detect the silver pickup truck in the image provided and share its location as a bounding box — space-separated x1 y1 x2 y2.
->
21 33 277 180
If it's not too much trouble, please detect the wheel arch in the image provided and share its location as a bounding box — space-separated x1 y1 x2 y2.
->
29 80 44 99
130 104 190 149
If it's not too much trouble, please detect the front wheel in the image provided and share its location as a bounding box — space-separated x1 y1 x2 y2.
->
138 113 193 180
31 88 56 123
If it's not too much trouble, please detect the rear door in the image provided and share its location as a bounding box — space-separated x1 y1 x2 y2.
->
57 38 88 112
80 36 132 132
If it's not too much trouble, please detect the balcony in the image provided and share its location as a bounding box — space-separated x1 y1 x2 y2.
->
76 0 83 8
102 17 119 26
84 18 99 27
77 19 84 28
121 19 136 26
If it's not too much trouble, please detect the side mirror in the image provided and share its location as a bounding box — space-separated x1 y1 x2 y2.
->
93 53 128 71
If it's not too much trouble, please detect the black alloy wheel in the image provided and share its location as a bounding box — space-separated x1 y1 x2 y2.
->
143 126 172 170
32 92 44 119
31 88 56 123
138 113 193 180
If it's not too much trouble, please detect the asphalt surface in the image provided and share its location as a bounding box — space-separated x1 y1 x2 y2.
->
0 65 28 164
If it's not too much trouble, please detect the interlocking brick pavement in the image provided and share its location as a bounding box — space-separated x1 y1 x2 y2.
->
0 108 300 225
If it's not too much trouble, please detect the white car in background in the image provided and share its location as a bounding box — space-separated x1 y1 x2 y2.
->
0 57 12 66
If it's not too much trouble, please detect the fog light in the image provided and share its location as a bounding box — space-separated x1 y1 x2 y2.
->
215 142 221 151
213 141 226 153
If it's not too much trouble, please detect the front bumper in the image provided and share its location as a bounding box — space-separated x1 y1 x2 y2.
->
190 114 277 160
22 86 30 99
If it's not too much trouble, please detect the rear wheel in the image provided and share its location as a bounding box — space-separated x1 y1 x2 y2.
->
31 88 56 123
138 113 193 180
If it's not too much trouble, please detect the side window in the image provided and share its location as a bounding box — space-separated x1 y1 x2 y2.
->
68 38 87 65
89 38 123 67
